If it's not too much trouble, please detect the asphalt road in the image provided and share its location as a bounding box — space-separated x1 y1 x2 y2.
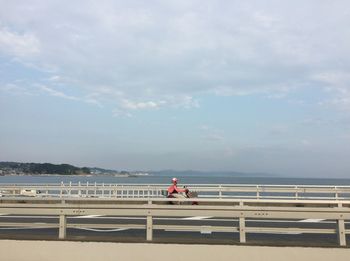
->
0 214 349 247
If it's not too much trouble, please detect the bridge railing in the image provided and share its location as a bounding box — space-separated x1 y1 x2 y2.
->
0 197 349 246
1 183 350 200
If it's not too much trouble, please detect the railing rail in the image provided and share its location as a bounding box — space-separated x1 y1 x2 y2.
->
1 183 350 200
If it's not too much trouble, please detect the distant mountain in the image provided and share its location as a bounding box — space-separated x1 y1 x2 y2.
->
0 161 275 177
89 167 121 175
0 162 90 175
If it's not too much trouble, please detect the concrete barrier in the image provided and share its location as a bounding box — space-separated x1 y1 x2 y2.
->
0 240 349 261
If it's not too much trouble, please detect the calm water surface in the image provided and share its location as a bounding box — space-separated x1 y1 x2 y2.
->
1 175 350 186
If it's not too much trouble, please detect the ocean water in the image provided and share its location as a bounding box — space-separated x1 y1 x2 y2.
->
1 174 350 186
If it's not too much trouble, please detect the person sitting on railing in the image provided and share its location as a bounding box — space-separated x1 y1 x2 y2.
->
167 178 188 202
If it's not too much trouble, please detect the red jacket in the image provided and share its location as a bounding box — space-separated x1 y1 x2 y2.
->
167 184 187 194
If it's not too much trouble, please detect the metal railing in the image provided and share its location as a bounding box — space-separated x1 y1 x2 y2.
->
0 196 349 246
1 182 350 200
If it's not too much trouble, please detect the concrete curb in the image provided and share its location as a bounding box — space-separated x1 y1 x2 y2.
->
1 239 350 261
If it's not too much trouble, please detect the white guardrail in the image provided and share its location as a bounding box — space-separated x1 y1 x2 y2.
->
0 183 349 246
1 182 350 200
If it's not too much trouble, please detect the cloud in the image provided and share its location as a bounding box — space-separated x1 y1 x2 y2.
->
199 125 225 142
0 25 40 57
37 84 103 107
201 133 225 142
121 99 163 110
0 83 36 96
48 75 61 82
301 139 311 146
312 71 350 110
1 1 350 114
38 85 79 101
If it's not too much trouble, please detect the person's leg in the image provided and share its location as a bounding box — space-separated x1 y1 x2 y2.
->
171 193 186 204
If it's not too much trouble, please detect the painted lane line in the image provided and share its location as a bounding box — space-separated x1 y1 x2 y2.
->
0 226 55 230
182 216 213 220
298 219 325 223
75 227 129 232
265 231 302 235
0 221 54 230
0 215 103 219
0 215 57 219
74 215 103 219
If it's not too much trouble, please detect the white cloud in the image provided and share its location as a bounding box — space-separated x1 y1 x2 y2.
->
201 134 225 142
112 108 132 118
37 84 103 108
301 139 312 146
0 83 36 96
199 125 226 142
312 71 350 110
173 95 200 109
0 26 40 57
1 1 350 114
121 99 162 110
38 85 78 100
48 75 61 82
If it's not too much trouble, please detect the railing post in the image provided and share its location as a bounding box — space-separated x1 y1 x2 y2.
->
219 185 222 199
60 182 63 198
337 219 346 246
59 214 67 239
239 216 246 243
335 186 339 200
256 185 260 199
78 181 81 197
147 215 153 241
147 200 153 241
69 181 72 196
238 201 246 243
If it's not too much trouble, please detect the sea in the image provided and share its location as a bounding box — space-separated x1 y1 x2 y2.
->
1 173 350 186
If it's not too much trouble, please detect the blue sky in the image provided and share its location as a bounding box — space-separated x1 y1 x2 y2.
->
1 1 350 177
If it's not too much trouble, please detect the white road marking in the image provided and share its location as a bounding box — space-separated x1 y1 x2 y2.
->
182 216 213 220
0 213 8 216
298 219 325 223
75 228 129 232
0 226 54 230
267 231 303 235
0 215 56 219
74 215 103 219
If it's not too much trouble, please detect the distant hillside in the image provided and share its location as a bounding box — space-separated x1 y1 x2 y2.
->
0 162 90 175
89 167 119 174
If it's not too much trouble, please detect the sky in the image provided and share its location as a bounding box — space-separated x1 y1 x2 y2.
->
1 1 350 178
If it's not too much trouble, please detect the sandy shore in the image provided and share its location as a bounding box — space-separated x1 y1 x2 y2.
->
1 240 349 261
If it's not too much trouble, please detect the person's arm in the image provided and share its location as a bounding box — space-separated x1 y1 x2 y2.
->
174 185 187 193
